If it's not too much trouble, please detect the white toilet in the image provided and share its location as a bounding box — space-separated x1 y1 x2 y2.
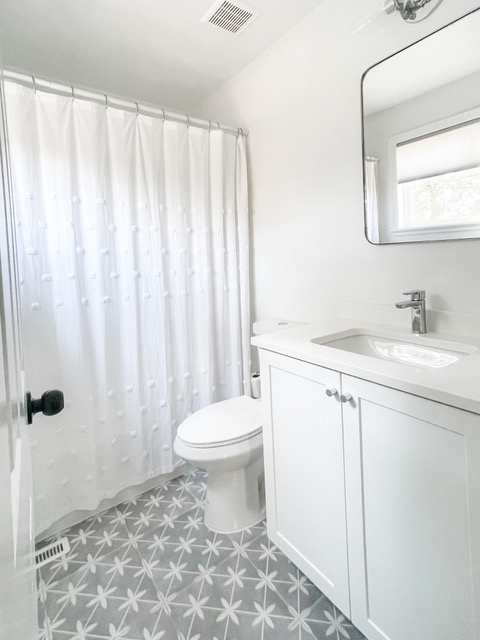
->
174 319 298 534
174 395 264 533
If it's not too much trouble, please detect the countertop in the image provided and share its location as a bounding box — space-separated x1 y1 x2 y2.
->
251 319 480 415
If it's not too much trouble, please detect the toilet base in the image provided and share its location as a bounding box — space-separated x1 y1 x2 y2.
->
203 460 265 534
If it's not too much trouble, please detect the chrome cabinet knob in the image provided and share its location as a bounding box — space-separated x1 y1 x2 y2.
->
325 388 338 397
340 393 353 403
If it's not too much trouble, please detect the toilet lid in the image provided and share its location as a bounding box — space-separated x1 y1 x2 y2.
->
176 395 262 448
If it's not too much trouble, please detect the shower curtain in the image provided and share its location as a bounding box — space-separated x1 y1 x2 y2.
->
365 158 380 243
5 81 251 535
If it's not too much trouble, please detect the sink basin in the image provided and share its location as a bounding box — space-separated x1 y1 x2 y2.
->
311 329 476 368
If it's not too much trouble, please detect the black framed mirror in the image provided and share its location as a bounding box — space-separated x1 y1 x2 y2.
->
362 7 480 244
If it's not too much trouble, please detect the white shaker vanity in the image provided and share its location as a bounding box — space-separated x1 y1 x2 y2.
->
252 321 480 640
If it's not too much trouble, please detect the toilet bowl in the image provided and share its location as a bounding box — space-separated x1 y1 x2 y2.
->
174 395 265 533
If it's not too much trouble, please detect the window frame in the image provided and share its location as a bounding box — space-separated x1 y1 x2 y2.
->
386 106 480 242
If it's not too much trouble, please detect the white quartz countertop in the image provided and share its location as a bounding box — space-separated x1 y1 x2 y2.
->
251 320 480 415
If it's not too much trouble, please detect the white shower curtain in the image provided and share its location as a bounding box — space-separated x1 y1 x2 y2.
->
365 158 380 243
5 82 251 535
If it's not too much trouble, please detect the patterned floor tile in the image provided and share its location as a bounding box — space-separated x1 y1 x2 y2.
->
274 570 327 614
121 603 179 639
170 603 229 640
37 468 367 640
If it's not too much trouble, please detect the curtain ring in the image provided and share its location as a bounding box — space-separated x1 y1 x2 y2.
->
32 76 37 93
186 115 190 128
135 102 139 117
217 122 220 130
104 94 108 109
162 109 165 123
208 121 212 132
71 86 75 100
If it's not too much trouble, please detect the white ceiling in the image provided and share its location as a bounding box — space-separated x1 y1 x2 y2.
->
0 0 325 112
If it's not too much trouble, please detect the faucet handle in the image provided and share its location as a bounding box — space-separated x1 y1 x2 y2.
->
402 289 425 301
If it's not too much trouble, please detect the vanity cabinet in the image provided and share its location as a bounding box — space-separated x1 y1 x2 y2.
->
259 349 480 640
259 352 350 613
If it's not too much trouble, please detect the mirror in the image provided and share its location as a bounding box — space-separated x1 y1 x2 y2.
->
362 8 480 244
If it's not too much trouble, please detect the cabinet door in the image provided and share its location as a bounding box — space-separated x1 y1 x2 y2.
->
259 350 350 614
342 375 480 640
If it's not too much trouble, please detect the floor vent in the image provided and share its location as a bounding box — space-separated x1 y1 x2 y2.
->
35 536 70 568
201 0 260 36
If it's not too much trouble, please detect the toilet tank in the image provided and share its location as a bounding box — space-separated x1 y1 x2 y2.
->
251 319 302 397
252 319 300 335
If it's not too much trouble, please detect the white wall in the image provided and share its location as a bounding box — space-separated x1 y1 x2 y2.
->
194 0 480 336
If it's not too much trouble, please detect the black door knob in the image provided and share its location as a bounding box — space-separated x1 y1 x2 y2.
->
26 389 64 425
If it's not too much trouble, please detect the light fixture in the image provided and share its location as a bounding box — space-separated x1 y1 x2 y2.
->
353 0 444 33
384 0 444 23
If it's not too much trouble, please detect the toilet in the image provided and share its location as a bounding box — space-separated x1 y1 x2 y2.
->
174 319 298 534
174 395 264 533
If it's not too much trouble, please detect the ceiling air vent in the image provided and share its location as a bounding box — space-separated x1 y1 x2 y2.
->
201 0 260 36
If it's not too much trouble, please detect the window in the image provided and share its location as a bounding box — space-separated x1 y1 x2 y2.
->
390 114 480 239
398 166 480 228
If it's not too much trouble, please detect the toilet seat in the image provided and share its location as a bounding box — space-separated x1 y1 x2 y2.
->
176 395 262 448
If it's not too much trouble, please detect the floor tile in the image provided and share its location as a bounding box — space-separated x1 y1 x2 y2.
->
38 468 367 640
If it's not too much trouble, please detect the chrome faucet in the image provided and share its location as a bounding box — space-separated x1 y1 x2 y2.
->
395 290 427 334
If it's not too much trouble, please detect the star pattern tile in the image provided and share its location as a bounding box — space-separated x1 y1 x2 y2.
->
37 468 367 640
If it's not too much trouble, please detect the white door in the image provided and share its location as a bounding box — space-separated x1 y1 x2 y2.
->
0 74 38 639
259 350 350 615
342 375 480 640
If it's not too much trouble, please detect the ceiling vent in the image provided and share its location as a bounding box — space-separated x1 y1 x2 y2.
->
201 0 260 36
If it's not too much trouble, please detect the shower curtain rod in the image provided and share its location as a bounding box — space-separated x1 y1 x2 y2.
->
3 70 248 137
